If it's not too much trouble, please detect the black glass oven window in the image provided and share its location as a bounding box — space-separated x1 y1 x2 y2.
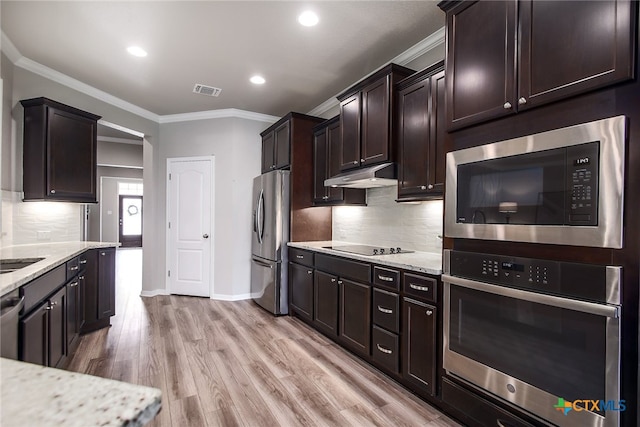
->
449 285 606 402
456 147 566 225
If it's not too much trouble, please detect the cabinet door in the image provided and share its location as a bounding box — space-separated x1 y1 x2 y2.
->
47 107 97 201
314 271 339 337
326 119 344 202
402 298 436 396
446 0 517 130
427 70 446 195
261 131 275 173
48 286 67 368
340 93 361 170
274 121 291 169
97 248 116 319
397 77 430 199
66 277 80 349
313 127 329 203
361 76 390 165
518 0 635 110
290 263 314 321
339 278 371 356
19 301 49 366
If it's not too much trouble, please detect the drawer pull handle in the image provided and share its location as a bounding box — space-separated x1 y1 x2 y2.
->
378 275 394 282
69 281 79 287
337 280 343 285
78 275 85 280
409 283 429 292
377 306 393 314
376 344 393 355
296 255 304 259
79 259 87 264
70 266 79 271
426 310 433 316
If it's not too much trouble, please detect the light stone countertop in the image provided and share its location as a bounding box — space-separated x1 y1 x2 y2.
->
287 241 442 275
0 241 119 297
0 358 161 427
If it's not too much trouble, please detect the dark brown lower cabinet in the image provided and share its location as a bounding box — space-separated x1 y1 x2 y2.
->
402 297 436 396
339 278 371 356
66 272 85 349
314 271 339 337
19 286 67 368
82 247 116 333
289 262 314 321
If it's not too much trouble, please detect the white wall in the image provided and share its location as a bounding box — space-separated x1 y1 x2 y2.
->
157 117 267 299
333 186 443 254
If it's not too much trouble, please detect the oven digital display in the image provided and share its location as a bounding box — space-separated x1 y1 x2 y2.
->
501 262 524 272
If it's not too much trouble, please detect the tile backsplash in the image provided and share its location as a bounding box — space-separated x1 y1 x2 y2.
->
332 186 443 254
1 190 83 246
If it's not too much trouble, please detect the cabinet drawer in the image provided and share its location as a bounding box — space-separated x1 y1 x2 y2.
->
372 288 399 333
20 264 66 313
316 254 370 283
66 256 81 280
289 248 314 268
373 266 400 291
442 378 537 427
403 272 437 303
372 325 399 374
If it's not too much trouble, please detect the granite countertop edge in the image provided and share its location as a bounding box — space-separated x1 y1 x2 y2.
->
287 241 443 275
0 358 161 427
0 241 120 297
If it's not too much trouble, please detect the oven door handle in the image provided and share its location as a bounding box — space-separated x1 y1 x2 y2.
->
442 274 619 318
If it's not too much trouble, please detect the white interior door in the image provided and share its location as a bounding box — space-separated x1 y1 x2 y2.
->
167 157 213 297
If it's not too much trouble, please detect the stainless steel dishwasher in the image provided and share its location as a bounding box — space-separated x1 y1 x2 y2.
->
1 289 25 359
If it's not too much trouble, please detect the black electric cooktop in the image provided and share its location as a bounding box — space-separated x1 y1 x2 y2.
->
323 244 413 256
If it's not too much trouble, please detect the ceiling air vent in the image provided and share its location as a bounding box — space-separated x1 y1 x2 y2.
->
193 84 222 97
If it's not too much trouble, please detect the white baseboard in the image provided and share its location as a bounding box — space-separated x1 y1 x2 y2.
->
210 293 253 301
140 289 169 298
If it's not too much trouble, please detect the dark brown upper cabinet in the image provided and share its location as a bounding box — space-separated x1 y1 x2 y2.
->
20 97 100 202
313 116 366 206
337 64 415 171
440 0 636 131
261 119 291 173
396 62 446 201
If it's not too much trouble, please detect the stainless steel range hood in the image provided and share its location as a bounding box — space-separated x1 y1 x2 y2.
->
324 162 397 189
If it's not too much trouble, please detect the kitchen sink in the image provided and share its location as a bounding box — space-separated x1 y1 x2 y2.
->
0 258 45 274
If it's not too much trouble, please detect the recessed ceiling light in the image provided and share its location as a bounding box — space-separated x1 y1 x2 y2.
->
298 11 319 27
127 46 147 57
250 75 266 85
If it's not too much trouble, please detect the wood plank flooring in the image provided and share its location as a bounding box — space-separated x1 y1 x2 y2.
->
65 249 463 427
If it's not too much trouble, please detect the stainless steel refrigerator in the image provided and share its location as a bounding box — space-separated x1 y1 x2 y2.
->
250 169 290 315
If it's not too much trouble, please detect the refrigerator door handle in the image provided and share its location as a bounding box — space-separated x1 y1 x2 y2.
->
252 258 274 269
257 189 265 244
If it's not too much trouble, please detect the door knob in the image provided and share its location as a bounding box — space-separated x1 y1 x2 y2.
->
203 234 209 239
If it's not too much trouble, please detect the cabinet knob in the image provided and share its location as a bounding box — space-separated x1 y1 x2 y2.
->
503 102 512 109
331 278 336 282
360 159 365 163
69 281 79 287
307 270 312 275
518 97 527 105
352 160 358 165
426 310 433 316
428 184 433 190
101 252 106 256
50 189 56 194
420 185 426 190
323 196 328 200
203 234 209 239
337 280 343 284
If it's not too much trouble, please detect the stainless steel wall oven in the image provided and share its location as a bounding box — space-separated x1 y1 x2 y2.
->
442 249 622 427
445 116 626 248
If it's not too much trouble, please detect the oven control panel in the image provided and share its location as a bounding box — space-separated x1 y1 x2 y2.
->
449 250 608 302
565 142 599 225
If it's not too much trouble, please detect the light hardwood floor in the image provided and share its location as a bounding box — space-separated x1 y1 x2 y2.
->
66 249 463 427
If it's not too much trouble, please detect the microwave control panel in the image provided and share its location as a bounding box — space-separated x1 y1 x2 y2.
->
449 250 608 303
566 142 599 225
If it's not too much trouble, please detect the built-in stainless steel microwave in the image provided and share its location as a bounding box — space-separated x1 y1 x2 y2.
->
445 116 626 248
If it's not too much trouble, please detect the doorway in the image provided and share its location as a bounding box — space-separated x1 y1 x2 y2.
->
119 195 143 247
166 157 215 297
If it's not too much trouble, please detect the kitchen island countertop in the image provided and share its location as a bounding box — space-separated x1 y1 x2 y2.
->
288 241 442 275
0 241 119 297
0 357 161 426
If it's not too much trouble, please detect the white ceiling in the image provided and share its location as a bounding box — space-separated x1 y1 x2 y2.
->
1 1 445 119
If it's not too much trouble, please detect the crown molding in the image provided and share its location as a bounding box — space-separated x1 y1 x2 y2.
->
1 31 22 64
159 108 279 124
307 26 445 117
